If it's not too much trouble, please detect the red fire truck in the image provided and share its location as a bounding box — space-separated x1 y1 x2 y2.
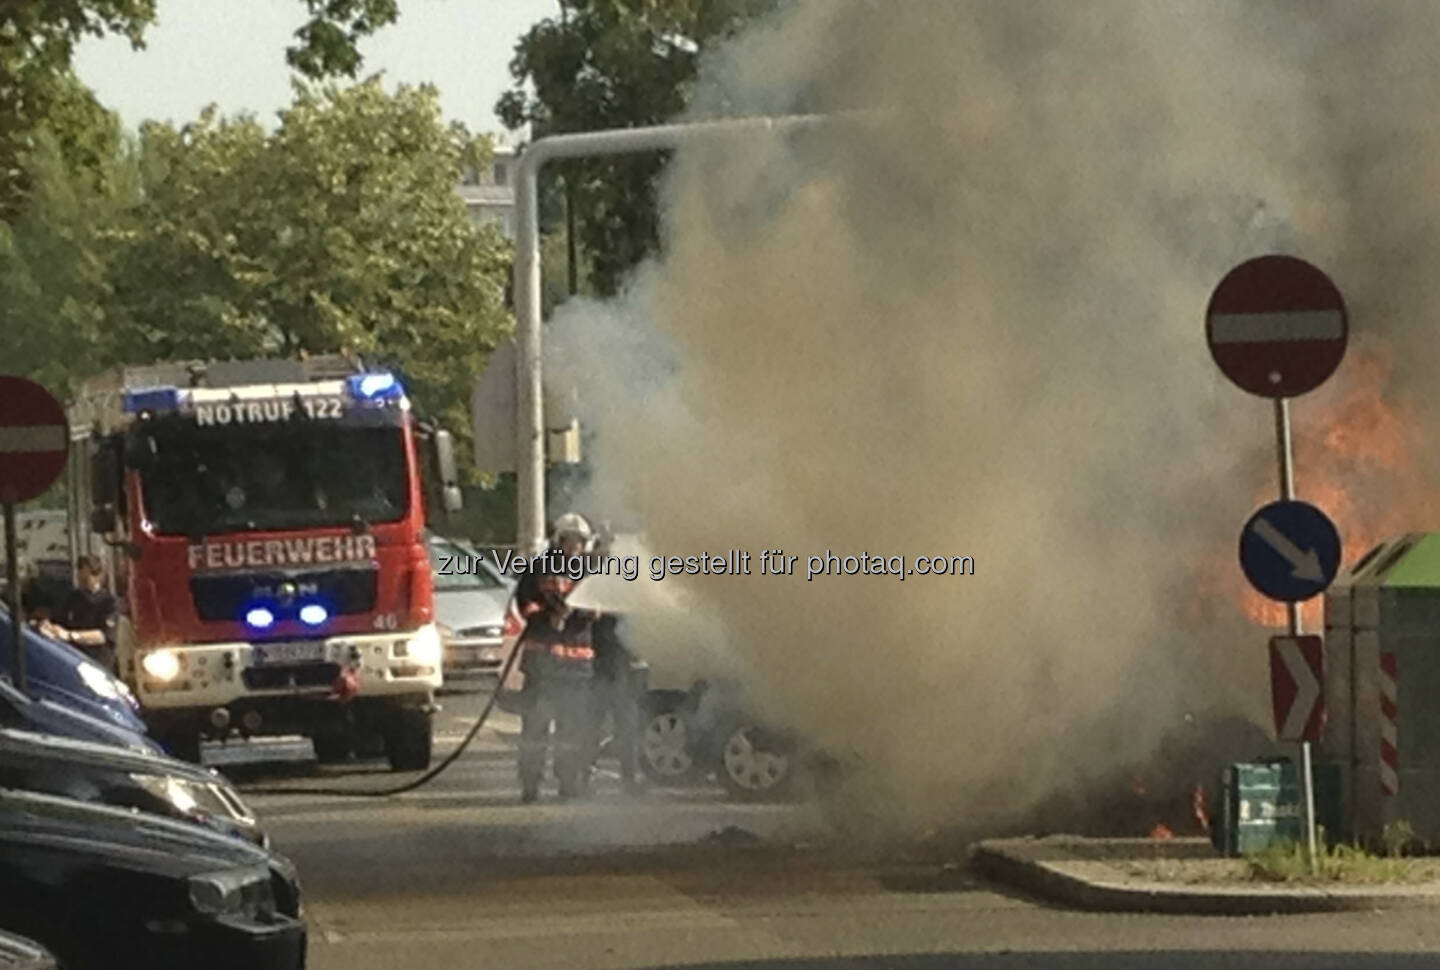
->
66 356 462 770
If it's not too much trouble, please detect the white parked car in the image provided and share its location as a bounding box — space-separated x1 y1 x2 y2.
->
426 534 519 688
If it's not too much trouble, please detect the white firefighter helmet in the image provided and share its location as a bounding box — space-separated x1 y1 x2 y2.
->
552 513 593 543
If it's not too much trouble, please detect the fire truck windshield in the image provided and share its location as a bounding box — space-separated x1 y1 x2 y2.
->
134 418 410 536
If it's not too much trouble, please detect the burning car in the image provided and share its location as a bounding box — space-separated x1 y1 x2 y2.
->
566 538 819 800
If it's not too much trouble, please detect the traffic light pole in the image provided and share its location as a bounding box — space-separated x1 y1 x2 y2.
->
512 114 831 554
1275 396 1319 872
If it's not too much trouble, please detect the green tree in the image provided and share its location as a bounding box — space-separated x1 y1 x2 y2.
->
0 130 121 391
287 0 400 79
103 80 511 457
0 0 400 217
0 1 147 214
497 0 779 297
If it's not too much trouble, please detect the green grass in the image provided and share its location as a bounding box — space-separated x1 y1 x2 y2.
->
1245 841 1419 883
1244 825 1440 884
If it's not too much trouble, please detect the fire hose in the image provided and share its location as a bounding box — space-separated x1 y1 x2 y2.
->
239 639 524 798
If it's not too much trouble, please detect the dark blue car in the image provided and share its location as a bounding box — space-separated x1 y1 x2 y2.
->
0 678 158 754
0 609 156 752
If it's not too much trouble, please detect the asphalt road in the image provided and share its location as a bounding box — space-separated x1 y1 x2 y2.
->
230 689 1440 970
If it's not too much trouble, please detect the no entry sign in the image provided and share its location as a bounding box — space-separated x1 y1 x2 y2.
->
0 376 69 503
1206 255 1348 398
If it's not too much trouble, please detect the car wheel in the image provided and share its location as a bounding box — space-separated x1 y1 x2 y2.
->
640 698 700 784
384 708 433 772
718 723 794 800
312 730 352 764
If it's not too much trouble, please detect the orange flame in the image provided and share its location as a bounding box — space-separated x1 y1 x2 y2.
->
1193 784 1211 836
1213 337 1440 631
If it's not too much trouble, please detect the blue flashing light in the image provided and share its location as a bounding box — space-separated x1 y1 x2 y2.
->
347 372 403 401
245 606 276 629
299 604 329 626
123 385 181 414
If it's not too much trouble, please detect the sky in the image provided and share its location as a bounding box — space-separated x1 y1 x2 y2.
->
73 0 560 140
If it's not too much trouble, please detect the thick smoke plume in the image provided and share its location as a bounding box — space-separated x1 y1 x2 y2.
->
546 2 1440 837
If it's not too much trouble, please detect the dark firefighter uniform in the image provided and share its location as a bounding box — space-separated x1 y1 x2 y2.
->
515 560 596 801
587 614 645 792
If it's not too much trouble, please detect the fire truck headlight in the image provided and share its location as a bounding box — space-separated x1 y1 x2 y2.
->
142 649 182 683
245 607 275 630
299 604 328 626
406 625 442 666
77 662 121 700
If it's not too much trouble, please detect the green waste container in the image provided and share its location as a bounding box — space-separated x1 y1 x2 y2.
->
1218 759 1342 856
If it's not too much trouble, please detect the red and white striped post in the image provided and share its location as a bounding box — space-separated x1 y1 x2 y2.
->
1379 652 1399 797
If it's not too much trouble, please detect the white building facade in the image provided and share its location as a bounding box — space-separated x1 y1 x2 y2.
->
458 146 516 239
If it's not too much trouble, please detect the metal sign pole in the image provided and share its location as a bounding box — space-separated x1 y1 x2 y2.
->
3 502 23 693
1275 396 1319 871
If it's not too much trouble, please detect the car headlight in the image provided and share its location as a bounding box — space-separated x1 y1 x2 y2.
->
188 865 275 918
77 661 121 700
130 772 202 815
141 649 181 682
405 625 443 666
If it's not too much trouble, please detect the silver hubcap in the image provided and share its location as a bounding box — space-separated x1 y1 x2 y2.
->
722 727 789 791
642 712 693 777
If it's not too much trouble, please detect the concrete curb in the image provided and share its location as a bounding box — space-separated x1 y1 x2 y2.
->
971 837 1440 915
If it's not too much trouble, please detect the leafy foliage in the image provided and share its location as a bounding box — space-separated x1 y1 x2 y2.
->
0 81 512 480
0 131 120 391
287 0 400 79
0 1 149 214
102 80 511 454
0 0 399 219
497 0 779 296
0 2 510 484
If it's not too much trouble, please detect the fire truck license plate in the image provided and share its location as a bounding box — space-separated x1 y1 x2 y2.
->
252 642 327 665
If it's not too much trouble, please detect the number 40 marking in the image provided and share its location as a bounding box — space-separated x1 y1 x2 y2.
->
373 613 399 631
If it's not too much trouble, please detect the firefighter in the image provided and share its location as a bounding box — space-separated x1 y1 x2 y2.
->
584 526 645 794
515 515 597 802
587 612 645 793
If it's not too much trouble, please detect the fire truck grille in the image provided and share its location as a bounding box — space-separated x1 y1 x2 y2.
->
190 567 378 623
243 663 342 691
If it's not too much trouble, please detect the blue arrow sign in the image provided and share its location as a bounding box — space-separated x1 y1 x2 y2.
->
1239 500 1342 603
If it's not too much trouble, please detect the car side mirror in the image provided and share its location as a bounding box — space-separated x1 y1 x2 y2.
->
432 429 463 514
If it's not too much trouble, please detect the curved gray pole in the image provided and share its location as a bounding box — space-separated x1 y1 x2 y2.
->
511 114 830 554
